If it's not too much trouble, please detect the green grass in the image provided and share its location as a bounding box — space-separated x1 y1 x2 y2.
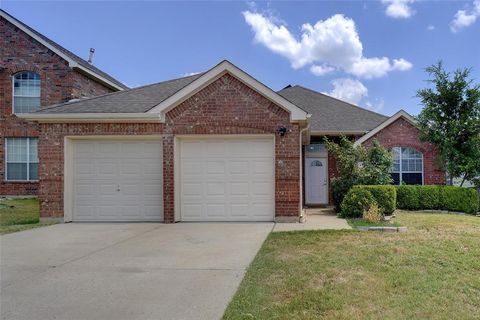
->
224 211 480 320
348 218 401 228
0 198 57 235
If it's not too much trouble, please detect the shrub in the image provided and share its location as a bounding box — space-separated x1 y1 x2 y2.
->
396 185 420 210
441 186 479 214
418 185 441 209
363 203 382 223
353 185 396 215
331 177 356 211
395 185 479 214
340 188 377 218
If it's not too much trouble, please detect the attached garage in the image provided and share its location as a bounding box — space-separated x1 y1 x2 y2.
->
68 139 163 222
177 136 275 222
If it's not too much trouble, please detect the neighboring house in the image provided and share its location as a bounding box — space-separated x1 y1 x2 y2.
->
19 60 445 223
0 10 127 196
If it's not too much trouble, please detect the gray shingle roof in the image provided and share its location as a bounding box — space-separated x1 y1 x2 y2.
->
277 85 388 133
1 9 128 90
36 73 203 113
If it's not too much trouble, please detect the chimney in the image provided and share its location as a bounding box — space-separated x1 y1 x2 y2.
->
87 48 95 64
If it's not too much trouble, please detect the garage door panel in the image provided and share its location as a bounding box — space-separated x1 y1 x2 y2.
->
72 140 163 222
180 137 274 222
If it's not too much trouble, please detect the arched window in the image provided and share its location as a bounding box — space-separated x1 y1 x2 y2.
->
391 147 423 185
12 71 41 113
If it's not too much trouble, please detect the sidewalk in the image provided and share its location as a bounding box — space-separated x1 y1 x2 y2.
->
273 208 351 232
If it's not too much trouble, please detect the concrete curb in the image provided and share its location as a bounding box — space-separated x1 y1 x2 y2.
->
357 226 407 232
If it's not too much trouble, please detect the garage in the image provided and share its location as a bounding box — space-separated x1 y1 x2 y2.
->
71 139 163 222
178 136 275 222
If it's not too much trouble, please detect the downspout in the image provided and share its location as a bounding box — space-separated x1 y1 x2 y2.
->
299 116 311 223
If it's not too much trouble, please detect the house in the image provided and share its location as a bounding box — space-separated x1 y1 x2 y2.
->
19 60 445 223
0 9 127 196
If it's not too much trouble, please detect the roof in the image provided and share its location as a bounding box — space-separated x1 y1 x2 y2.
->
277 85 388 134
0 9 128 91
23 60 309 123
36 73 203 114
354 110 417 146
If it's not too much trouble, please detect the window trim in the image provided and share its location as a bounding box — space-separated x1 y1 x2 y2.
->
391 147 424 185
12 71 41 114
5 138 39 182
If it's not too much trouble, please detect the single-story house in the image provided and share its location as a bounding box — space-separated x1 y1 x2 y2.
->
20 60 445 223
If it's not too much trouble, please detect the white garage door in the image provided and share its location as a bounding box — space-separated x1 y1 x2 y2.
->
179 137 274 221
72 139 163 222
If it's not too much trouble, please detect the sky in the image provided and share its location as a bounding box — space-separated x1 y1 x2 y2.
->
1 0 479 116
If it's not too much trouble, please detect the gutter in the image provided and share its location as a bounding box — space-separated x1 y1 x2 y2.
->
299 116 312 223
16 113 163 123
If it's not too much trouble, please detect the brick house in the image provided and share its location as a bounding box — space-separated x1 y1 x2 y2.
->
18 60 445 223
0 9 127 196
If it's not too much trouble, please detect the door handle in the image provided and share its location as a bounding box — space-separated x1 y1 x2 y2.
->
116 184 121 192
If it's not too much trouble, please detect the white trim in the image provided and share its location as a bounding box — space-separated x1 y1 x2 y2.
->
311 130 367 136
174 134 276 222
16 113 163 123
63 135 164 222
354 110 417 146
11 71 41 114
0 10 125 91
148 60 309 123
391 146 424 185
4 137 39 182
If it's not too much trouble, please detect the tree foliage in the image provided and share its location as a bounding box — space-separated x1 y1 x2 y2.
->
417 62 480 186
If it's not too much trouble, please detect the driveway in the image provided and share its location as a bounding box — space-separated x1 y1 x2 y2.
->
0 222 273 320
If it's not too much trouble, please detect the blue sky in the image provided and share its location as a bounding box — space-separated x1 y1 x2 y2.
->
2 1 479 116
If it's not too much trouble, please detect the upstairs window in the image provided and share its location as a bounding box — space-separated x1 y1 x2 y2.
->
5 138 39 181
391 147 423 185
13 71 41 113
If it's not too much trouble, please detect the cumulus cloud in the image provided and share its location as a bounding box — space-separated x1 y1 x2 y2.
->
427 25 435 31
365 98 385 112
324 78 368 105
450 1 480 32
243 11 412 79
382 0 416 19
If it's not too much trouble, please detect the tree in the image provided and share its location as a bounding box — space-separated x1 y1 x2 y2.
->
417 62 480 186
324 136 393 211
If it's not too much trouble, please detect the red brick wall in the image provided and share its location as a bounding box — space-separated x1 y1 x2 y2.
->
363 117 445 185
0 16 115 195
37 74 301 222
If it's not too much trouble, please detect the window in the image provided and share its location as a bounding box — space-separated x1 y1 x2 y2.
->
5 138 39 181
391 147 423 185
13 71 41 113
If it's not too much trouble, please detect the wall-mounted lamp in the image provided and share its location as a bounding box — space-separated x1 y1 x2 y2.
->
277 126 288 136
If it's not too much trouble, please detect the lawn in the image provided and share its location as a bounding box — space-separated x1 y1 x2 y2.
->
0 198 57 235
224 212 480 320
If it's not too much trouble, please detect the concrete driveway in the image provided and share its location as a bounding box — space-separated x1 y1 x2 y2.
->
0 222 273 320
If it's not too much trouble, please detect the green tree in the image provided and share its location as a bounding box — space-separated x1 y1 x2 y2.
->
417 62 480 186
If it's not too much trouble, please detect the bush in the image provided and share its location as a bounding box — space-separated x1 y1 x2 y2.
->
363 203 382 223
396 185 420 210
441 186 479 214
395 185 479 214
331 177 356 211
340 188 377 218
353 185 396 215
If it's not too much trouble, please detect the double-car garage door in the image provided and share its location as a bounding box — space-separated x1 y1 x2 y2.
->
71 137 274 222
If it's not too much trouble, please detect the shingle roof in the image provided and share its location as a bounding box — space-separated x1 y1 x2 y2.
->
36 73 203 113
0 9 128 90
277 85 388 133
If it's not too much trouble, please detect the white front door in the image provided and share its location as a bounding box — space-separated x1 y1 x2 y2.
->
305 157 328 205
72 139 164 222
178 137 275 221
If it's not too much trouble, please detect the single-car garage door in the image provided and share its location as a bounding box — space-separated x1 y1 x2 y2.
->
179 137 274 221
72 139 163 222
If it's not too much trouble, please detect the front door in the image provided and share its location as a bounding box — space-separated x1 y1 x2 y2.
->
305 157 328 205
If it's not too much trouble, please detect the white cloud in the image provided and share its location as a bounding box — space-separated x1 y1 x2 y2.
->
310 65 335 76
365 98 385 112
243 11 412 79
450 0 480 32
325 78 368 105
182 71 202 77
382 0 416 19
427 25 435 31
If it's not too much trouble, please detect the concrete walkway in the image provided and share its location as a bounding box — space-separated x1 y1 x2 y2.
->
273 208 351 232
1 222 273 320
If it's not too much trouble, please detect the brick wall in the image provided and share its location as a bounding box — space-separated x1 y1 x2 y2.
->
0 16 115 195
37 74 302 222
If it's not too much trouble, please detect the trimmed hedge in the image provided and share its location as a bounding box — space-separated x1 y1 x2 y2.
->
395 185 479 214
340 188 376 218
352 185 396 215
